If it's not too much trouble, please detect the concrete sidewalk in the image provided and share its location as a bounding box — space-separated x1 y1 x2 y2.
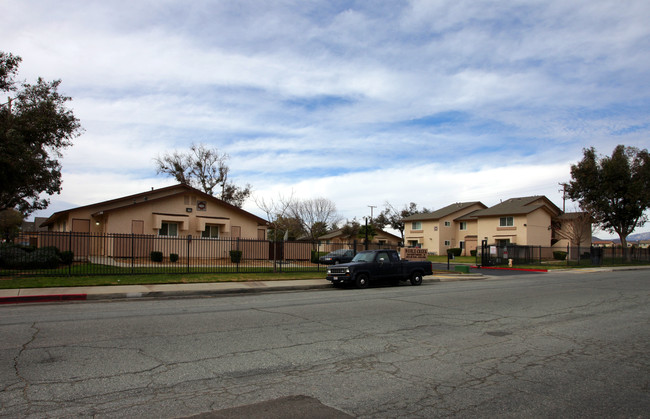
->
0 273 480 304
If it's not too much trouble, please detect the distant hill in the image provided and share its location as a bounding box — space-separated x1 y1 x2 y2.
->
593 232 650 243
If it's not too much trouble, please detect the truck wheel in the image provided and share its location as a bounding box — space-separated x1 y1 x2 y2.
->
410 272 423 286
355 273 369 289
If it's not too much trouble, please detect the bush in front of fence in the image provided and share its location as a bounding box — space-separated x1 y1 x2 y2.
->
150 251 164 262
0 244 63 269
447 248 462 257
553 251 567 260
60 250 74 265
229 250 243 263
170 253 179 263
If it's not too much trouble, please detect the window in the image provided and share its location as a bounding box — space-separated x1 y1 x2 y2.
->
411 221 422 230
444 221 451 227
202 225 219 238
444 240 451 246
159 222 178 237
408 240 420 248
459 222 467 231
499 217 514 227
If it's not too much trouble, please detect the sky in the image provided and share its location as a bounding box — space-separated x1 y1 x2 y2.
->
3 0 650 238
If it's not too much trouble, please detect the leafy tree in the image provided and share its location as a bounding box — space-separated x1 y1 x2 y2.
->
358 223 377 242
340 217 378 243
340 218 362 240
566 145 650 259
155 143 251 207
374 202 431 243
0 209 24 241
0 52 82 215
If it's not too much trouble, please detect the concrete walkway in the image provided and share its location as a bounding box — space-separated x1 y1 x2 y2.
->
0 273 480 304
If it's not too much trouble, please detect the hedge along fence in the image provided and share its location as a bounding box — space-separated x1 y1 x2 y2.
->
0 244 74 270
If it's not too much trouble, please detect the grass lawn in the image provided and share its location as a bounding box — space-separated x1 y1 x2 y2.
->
0 271 325 289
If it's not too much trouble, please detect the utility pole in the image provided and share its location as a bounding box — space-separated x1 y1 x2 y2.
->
368 205 376 221
558 183 567 212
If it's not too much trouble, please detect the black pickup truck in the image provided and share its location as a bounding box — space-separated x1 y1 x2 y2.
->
326 249 433 288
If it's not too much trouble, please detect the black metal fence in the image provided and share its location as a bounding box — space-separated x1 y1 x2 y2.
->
1 232 398 277
476 242 650 267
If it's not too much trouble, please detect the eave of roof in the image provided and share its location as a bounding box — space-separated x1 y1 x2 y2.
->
402 202 486 221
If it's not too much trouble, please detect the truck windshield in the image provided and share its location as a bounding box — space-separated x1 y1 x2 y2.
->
351 252 375 263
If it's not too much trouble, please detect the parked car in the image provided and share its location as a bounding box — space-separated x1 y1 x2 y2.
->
319 249 355 265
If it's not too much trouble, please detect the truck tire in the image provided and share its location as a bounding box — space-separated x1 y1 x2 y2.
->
410 271 423 286
355 273 369 289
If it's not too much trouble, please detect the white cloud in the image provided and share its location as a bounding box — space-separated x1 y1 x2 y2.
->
5 0 649 237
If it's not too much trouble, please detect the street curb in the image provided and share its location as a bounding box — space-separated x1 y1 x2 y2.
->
84 283 335 301
0 294 88 304
0 274 485 305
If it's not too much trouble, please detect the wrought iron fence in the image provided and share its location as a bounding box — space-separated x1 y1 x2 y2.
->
475 242 650 267
1 232 398 277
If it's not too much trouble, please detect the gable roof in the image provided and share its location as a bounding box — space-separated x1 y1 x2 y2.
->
472 196 562 218
402 202 486 221
40 183 267 227
319 228 401 242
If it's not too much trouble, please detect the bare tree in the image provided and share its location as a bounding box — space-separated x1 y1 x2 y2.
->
254 192 298 240
154 143 251 207
289 197 342 242
552 210 594 247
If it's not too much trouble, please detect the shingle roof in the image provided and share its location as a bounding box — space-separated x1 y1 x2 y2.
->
402 202 485 221
318 228 401 241
472 196 561 217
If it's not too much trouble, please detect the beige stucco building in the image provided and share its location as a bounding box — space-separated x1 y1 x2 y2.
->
402 202 487 255
38 184 269 260
404 196 592 255
318 228 402 251
41 183 268 239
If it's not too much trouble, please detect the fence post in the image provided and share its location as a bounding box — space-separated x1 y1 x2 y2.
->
187 235 192 273
68 231 73 276
131 233 135 274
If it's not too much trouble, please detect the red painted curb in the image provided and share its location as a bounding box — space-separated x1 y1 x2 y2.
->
0 294 88 304
471 266 548 272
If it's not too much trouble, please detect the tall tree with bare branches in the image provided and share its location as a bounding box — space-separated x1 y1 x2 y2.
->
155 143 251 207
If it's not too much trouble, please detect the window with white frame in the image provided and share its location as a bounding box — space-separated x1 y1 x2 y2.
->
159 222 178 237
444 221 451 227
459 221 467 230
408 240 420 248
499 216 514 227
411 221 422 230
202 225 219 238
444 240 451 246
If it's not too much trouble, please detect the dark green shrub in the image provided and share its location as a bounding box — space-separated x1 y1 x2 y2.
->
553 251 567 260
311 251 327 264
470 250 477 257
229 250 243 263
60 251 74 265
169 253 179 263
447 248 462 257
150 251 163 262
0 244 61 269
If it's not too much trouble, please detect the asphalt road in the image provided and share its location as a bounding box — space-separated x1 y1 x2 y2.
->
1 269 648 418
